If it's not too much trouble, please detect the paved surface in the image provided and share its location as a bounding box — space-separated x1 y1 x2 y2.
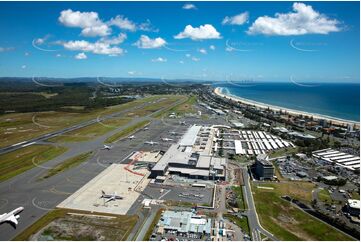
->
0 97 187 240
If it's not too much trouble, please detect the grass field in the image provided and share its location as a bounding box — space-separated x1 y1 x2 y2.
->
49 118 131 143
0 145 68 182
224 213 250 236
143 209 164 241
166 95 197 115
105 120 150 144
252 182 353 241
232 186 247 210
14 208 138 241
39 151 94 180
318 188 334 204
0 95 164 148
269 147 298 158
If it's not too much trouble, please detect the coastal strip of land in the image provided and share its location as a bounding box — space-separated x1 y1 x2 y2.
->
214 87 359 127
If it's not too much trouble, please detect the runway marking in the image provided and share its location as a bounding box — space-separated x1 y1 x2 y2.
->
31 197 56 211
31 156 53 170
96 157 110 168
49 187 72 195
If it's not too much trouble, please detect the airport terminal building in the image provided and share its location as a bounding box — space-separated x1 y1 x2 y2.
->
150 125 227 180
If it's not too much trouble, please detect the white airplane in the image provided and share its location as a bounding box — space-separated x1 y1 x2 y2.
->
101 145 112 150
144 141 159 146
143 127 149 131
169 131 180 136
100 191 123 203
128 135 135 140
179 121 186 125
0 207 24 226
161 137 173 142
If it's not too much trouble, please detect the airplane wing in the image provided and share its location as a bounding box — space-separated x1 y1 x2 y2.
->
105 197 114 203
7 215 18 225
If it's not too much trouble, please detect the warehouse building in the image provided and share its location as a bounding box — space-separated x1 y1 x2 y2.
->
156 210 212 236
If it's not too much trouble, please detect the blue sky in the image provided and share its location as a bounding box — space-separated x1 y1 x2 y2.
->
0 1 359 83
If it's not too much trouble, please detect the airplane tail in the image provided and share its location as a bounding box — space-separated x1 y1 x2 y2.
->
101 190 105 195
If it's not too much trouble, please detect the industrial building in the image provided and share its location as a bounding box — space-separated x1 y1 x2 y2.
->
312 148 360 171
156 210 212 236
254 154 274 180
150 125 227 180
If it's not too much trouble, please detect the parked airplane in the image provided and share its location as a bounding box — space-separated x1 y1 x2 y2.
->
128 135 135 140
161 137 173 142
100 191 123 203
102 145 112 150
144 141 159 146
0 207 24 226
179 121 186 125
169 131 181 136
143 127 149 131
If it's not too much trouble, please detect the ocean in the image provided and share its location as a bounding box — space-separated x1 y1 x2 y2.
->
215 82 360 122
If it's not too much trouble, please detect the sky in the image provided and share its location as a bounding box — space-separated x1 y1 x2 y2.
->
0 1 359 83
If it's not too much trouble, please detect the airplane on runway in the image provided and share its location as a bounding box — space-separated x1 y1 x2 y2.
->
128 135 135 140
179 121 186 125
102 144 112 150
143 127 149 131
101 191 123 203
144 141 159 146
0 207 24 226
161 137 173 142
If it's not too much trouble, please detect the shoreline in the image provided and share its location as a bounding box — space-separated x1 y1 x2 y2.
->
213 87 359 127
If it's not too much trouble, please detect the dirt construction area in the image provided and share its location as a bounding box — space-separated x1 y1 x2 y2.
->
57 163 150 215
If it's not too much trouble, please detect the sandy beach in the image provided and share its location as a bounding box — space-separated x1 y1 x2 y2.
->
214 87 359 127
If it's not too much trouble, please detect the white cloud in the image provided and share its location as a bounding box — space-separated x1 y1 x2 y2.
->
75 52 87 59
185 53 191 58
225 46 234 52
56 54 62 57
179 60 184 64
247 2 341 35
222 12 249 25
21 65 26 69
209 45 216 50
133 35 166 49
198 48 207 54
128 71 136 75
183 4 197 10
24 52 30 56
62 40 124 56
138 19 159 32
174 24 221 40
58 9 111 37
109 15 137 31
191 57 200 62
151 57 167 62
99 33 127 45
0 47 14 52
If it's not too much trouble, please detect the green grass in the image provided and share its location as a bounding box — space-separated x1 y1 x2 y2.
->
232 186 247 210
105 120 150 144
14 208 138 241
350 191 360 200
49 118 131 143
269 147 298 158
143 209 164 241
151 95 188 118
39 151 94 179
252 182 353 241
0 145 68 182
318 188 333 204
165 95 197 116
224 214 250 236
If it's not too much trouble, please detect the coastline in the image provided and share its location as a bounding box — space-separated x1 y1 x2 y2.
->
214 87 359 127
